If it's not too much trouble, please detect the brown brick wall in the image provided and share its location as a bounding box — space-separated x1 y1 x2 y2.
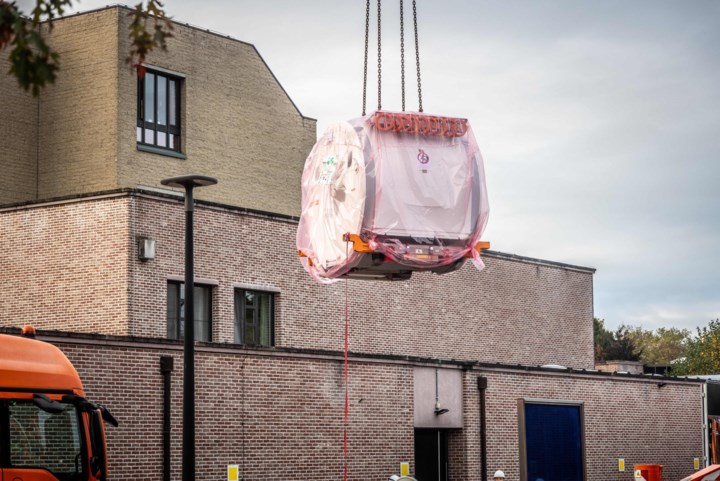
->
0 191 594 368
127 193 595 369
43 336 702 481
0 53 38 204
0 196 130 334
474 369 703 481
59 339 415 481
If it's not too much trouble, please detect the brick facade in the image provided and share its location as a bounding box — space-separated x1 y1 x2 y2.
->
0 54 38 204
479 370 702 481
116 12 316 217
35 10 121 200
27 333 702 481
0 6 705 481
0 196 130 335
0 6 316 216
0 191 595 370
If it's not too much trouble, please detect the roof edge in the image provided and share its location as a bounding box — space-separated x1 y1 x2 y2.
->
0 326 701 385
483 250 596 274
0 188 595 274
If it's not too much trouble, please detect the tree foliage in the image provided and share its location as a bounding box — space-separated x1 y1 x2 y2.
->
626 326 689 365
594 318 614 361
594 318 643 362
0 0 173 95
672 319 720 376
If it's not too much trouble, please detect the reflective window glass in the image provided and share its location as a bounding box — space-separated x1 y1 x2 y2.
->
157 76 167 126
9 401 83 478
169 80 176 126
138 70 182 152
167 282 212 342
234 289 274 346
144 73 155 123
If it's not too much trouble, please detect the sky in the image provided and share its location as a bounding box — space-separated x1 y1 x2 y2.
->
30 0 719 332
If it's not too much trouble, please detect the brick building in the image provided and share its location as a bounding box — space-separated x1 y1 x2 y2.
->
0 6 706 481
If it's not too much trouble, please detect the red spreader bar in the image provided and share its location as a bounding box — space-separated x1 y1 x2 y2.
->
370 111 469 137
343 240 350 481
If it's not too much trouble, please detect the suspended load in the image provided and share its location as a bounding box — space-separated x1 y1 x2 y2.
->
297 110 489 283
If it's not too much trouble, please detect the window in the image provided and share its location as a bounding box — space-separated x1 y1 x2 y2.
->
234 289 274 346
6 400 83 477
167 281 212 342
137 68 182 152
518 399 585 481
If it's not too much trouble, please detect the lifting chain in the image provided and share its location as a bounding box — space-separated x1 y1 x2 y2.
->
400 0 405 111
413 0 423 112
362 0 370 116
377 0 382 111
361 0 422 115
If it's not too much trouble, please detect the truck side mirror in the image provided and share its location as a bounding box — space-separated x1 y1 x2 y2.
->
90 409 108 481
100 405 118 427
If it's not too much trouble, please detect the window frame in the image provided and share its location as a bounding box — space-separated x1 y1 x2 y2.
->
2 399 87 480
166 281 213 342
137 67 183 154
234 289 275 347
517 398 587 481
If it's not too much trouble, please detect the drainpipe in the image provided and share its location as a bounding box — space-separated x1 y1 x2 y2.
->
161 356 174 481
477 376 488 481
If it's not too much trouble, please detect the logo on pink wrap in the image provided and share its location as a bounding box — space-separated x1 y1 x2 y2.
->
417 149 429 164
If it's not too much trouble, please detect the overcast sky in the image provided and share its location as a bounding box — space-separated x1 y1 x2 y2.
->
42 0 720 332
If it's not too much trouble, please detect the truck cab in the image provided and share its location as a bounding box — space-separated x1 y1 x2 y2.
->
0 331 117 481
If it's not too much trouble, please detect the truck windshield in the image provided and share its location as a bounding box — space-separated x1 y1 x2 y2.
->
6 399 84 479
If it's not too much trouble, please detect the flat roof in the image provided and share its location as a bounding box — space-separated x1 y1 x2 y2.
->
0 326 700 385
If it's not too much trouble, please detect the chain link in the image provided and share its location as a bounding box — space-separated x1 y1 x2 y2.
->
400 0 405 111
362 0 370 116
362 0 421 114
377 0 382 111
413 0 423 112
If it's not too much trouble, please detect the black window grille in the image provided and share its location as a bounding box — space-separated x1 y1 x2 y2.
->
137 69 182 152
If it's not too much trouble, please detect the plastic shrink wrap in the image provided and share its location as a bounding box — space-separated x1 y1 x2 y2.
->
297 111 489 283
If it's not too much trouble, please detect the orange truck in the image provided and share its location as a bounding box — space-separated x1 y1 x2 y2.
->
0 329 117 481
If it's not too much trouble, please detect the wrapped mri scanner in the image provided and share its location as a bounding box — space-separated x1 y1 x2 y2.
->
297 111 489 283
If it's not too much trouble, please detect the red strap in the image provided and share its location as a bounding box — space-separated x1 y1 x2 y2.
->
343 240 350 481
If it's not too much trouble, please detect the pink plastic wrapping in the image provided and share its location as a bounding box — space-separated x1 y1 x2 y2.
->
297 111 489 283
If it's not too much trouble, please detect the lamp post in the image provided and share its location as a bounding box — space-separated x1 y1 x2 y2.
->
160 174 218 481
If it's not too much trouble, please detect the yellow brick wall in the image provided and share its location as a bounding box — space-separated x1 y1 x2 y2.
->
0 54 38 204
2 7 316 215
37 9 120 199
115 10 317 216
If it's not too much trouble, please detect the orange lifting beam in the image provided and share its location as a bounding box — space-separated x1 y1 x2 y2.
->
342 233 490 257
299 235 490 259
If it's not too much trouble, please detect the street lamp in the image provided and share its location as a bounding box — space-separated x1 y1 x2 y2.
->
160 174 218 481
